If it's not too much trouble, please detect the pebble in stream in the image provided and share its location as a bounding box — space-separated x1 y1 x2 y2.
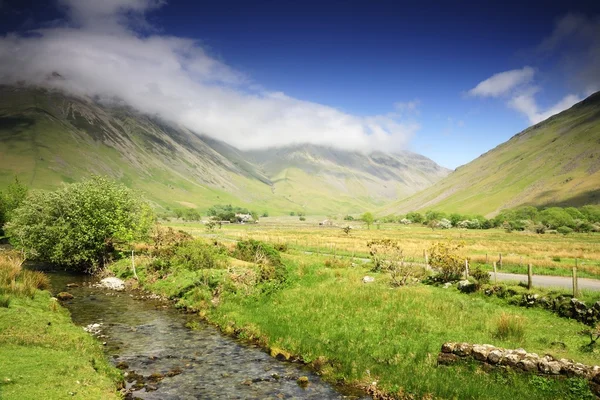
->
48 272 366 400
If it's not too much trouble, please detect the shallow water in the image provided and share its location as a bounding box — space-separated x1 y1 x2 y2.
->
48 272 364 399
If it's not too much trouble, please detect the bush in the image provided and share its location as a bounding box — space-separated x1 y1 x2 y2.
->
557 226 573 235
428 241 466 283
405 212 423 223
471 266 490 285
235 240 282 267
299 216 306 221
0 177 28 235
172 240 224 270
343 215 354 221
5 176 155 272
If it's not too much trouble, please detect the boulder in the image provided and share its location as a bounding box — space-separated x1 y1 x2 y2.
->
487 350 503 364
97 277 125 291
472 345 492 361
441 342 456 353
56 292 74 300
362 276 375 284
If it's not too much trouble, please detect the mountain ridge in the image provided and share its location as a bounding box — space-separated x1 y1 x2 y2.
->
380 91 600 217
0 84 449 214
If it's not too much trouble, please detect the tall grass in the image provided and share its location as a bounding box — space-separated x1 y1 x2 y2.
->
0 251 51 299
494 313 526 342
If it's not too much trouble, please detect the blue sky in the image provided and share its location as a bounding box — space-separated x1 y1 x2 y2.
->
1 0 599 168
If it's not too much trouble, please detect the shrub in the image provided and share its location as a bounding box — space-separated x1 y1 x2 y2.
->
235 240 282 267
299 216 306 221
557 226 573 235
493 313 526 342
405 212 423 223
367 239 400 272
438 218 452 229
428 241 466 282
273 242 288 252
471 266 490 285
343 215 354 221
6 176 155 272
172 240 224 270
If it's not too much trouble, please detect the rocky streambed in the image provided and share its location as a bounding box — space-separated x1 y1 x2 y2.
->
48 272 364 399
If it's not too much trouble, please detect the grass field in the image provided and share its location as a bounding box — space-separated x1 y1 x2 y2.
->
0 252 121 400
110 244 600 400
167 216 600 279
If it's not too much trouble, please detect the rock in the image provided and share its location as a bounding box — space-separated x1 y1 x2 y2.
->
96 277 125 291
362 276 375 284
453 343 473 357
66 283 79 288
441 342 455 353
437 353 459 365
472 345 491 361
115 361 129 370
502 353 520 368
57 292 74 300
297 376 309 386
517 359 537 372
538 359 561 375
443 282 453 289
487 350 503 364
457 280 475 293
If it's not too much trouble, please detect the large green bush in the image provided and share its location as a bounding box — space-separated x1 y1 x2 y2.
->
6 176 154 271
0 177 28 235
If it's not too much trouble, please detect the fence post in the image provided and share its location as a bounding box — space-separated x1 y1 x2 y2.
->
493 262 497 284
499 253 503 269
465 259 469 279
131 250 139 280
573 259 579 298
527 263 533 290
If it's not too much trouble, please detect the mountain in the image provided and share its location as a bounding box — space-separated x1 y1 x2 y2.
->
380 91 600 217
0 85 449 214
242 144 450 211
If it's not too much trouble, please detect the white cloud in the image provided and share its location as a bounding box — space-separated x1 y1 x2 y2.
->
393 99 420 113
0 0 417 152
467 67 535 98
508 91 582 125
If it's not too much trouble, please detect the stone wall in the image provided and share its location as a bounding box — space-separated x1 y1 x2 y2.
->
481 284 600 326
438 342 600 395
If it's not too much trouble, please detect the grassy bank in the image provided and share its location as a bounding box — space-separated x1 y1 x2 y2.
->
0 252 121 400
110 238 599 399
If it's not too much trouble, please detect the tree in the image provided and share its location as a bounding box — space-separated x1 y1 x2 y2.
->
361 212 375 229
6 176 155 271
0 177 28 235
405 211 423 224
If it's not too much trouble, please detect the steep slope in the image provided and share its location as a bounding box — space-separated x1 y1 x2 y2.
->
0 85 449 214
0 85 277 210
381 91 600 217
243 144 450 211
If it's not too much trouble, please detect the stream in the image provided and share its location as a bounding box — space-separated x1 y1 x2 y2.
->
48 272 366 400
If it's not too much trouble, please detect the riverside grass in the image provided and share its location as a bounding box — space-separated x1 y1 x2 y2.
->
112 248 598 399
168 218 600 279
0 253 121 400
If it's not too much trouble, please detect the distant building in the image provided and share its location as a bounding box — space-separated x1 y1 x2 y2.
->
235 213 253 223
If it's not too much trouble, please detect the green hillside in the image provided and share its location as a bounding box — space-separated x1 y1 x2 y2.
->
381 91 600 217
0 85 448 215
